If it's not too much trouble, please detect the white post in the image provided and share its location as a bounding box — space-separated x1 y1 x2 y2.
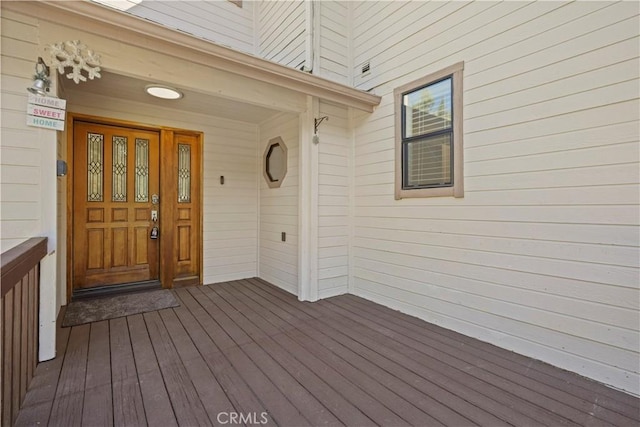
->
38 79 59 361
347 107 356 294
39 252 57 361
298 96 319 301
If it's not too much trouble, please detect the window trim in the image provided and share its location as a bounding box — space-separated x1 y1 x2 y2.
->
263 136 288 189
394 62 464 199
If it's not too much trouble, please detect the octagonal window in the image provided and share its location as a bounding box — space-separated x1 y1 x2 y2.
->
263 137 288 188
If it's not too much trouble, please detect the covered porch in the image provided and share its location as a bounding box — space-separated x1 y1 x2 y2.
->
14 279 640 426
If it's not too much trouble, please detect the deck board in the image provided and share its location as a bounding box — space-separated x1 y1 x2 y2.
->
334 296 637 426
298 314 472 426
82 321 113 427
15 309 71 427
172 289 269 417
127 313 178 427
244 279 519 426
218 281 432 426
232 284 508 425
15 278 640 426
343 294 640 413
193 286 312 426
328 300 584 426
325 298 601 426
48 323 90 427
109 317 146 426
143 310 213 426
158 308 233 424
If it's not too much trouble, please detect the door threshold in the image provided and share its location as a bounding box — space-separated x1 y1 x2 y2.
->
72 280 162 300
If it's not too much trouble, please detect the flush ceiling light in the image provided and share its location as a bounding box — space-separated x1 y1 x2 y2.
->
91 0 142 12
145 85 183 100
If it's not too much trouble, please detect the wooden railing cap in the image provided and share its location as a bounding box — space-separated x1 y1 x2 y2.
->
1 237 48 297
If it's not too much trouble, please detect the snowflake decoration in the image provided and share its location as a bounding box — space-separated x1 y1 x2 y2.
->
47 40 102 84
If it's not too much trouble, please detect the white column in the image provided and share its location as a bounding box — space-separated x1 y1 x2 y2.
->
298 96 319 301
38 75 60 361
39 252 57 361
347 107 356 294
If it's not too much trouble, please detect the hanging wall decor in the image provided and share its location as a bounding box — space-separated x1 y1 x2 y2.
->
47 40 102 84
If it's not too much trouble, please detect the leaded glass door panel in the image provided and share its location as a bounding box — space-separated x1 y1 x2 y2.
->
72 121 160 289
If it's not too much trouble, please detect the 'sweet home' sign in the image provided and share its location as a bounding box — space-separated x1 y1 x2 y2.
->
26 94 67 131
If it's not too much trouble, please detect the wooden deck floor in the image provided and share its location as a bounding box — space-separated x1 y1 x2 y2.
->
15 278 640 426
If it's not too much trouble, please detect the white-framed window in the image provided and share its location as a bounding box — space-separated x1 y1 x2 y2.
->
394 62 464 199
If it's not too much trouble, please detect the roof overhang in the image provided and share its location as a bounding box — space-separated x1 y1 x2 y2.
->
4 0 381 113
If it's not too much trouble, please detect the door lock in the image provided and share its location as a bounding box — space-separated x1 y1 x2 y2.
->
150 210 159 240
151 194 159 205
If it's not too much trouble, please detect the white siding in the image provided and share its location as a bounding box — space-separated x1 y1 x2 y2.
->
257 0 306 69
64 90 260 284
120 0 255 54
317 101 350 298
351 1 640 395
316 1 350 85
259 113 299 294
0 10 52 251
97 0 353 84
1 8 59 360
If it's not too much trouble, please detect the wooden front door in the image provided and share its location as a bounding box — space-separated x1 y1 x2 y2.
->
72 121 160 290
168 132 201 287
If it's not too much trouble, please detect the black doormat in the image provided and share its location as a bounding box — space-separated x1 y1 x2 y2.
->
62 289 179 327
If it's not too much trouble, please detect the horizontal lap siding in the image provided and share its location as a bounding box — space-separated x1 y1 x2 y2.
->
317 1 349 85
125 1 254 54
318 101 350 298
0 11 42 252
63 92 259 284
351 0 640 395
202 122 258 283
258 1 306 69
259 113 299 295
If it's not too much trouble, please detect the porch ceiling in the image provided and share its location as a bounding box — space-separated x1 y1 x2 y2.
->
62 71 282 124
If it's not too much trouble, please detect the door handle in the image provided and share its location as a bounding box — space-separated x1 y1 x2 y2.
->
150 209 158 239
